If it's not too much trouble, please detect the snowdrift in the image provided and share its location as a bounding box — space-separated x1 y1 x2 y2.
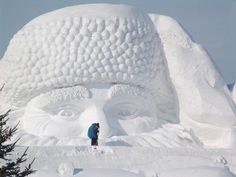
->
159 166 235 177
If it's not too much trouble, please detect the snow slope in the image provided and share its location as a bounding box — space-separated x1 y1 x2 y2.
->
228 83 235 92
159 167 235 177
33 169 144 177
232 83 236 103
228 82 236 104
13 146 236 177
150 14 236 148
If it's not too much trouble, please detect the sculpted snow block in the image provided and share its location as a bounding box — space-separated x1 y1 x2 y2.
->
0 4 235 148
0 4 175 109
0 4 177 139
150 14 236 147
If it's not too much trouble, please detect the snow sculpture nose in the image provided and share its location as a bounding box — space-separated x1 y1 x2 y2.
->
93 106 114 138
80 106 115 138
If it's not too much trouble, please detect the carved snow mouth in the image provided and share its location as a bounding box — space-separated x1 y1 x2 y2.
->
8 85 198 147
20 84 159 139
13 122 200 148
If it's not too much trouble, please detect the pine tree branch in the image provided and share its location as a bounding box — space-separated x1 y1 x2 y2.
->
19 158 36 177
0 106 36 177
0 138 20 160
0 110 11 121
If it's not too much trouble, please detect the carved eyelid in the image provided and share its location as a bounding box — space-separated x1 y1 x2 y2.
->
108 84 148 99
34 85 90 106
110 102 140 113
42 103 83 116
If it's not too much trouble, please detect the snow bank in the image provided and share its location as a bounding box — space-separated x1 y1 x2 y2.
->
75 168 143 177
16 146 236 177
159 166 235 177
32 168 144 177
149 14 236 148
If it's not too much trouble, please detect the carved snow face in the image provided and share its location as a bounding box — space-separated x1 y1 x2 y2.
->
22 84 159 138
0 4 179 144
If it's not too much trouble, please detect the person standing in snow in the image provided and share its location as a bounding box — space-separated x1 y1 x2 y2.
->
88 123 100 148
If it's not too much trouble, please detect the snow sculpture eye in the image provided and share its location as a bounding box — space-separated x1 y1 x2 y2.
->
58 109 74 117
117 107 138 119
111 103 140 120
23 101 85 138
118 110 134 117
47 104 83 121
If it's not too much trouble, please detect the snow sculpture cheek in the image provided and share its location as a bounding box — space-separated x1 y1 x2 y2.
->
0 4 178 142
105 84 159 136
22 86 90 138
22 106 84 138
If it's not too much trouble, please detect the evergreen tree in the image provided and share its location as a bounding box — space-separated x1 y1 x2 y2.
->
0 100 35 176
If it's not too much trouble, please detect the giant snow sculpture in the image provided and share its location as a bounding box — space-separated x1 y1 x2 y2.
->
150 15 236 148
0 4 235 148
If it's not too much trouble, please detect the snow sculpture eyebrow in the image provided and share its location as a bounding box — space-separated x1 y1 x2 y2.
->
36 85 90 105
108 84 152 100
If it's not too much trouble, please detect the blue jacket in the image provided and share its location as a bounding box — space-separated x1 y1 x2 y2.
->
88 123 99 139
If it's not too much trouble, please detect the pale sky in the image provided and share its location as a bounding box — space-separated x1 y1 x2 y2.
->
0 0 235 83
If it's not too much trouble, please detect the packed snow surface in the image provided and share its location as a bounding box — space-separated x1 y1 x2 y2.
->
13 146 236 177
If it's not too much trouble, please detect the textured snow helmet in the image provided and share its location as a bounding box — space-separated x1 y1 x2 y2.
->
0 4 178 123
0 4 162 106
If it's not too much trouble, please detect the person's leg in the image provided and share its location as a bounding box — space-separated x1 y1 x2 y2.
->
91 138 97 150
92 138 97 146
